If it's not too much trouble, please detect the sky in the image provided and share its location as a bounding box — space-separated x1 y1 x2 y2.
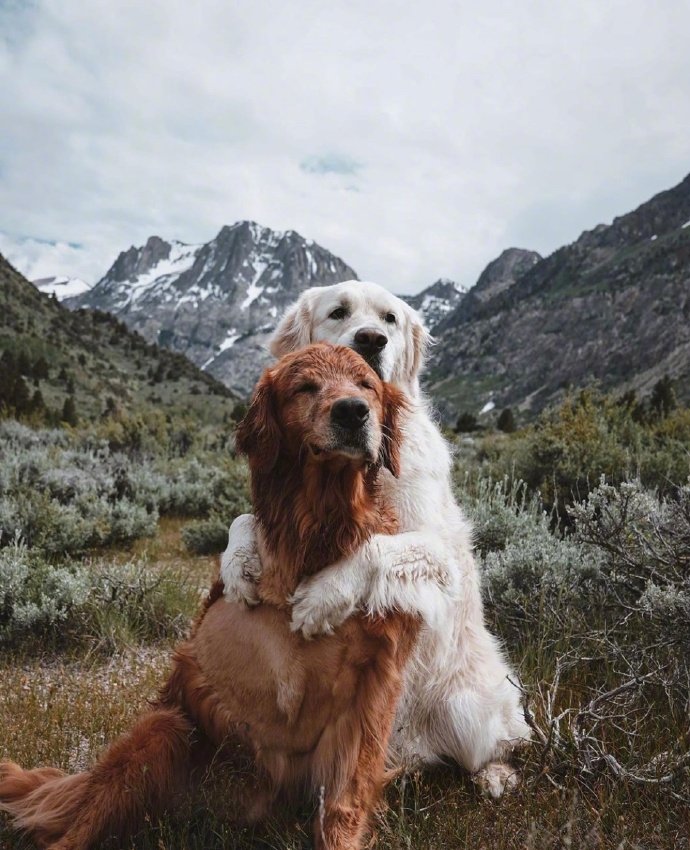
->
1 0 690 295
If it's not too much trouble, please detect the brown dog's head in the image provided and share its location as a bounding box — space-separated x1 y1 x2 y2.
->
235 343 406 477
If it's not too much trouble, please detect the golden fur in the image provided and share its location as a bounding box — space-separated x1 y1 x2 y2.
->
0 343 419 850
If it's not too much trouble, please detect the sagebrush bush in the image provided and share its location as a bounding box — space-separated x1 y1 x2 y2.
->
0 538 91 643
181 516 232 555
457 477 604 642
0 422 250 556
475 390 690 514
0 538 198 650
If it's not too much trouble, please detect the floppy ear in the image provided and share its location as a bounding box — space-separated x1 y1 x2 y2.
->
404 316 431 386
269 294 313 358
234 371 281 473
379 383 407 478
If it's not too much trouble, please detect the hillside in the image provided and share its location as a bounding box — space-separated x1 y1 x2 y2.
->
0 255 236 427
427 174 690 421
67 222 357 395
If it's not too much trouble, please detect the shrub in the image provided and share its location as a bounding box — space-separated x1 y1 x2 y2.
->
479 390 690 515
496 407 516 433
0 539 198 651
455 411 478 433
182 516 230 555
457 477 603 642
0 539 90 644
0 423 250 556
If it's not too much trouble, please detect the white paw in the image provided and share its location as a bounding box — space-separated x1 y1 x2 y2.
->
473 762 520 799
221 547 262 607
289 577 357 639
387 545 453 589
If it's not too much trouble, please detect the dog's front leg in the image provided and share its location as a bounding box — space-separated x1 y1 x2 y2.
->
291 532 458 638
220 514 262 606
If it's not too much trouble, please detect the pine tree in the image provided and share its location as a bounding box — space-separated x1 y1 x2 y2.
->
29 389 46 416
61 395 78 427
16 351 31 376
455 412 478 433
497 407 516 433
13 376 31 415
649 375 676 419
32 356 50 380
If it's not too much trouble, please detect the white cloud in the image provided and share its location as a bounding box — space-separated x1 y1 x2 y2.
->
1 0 689 293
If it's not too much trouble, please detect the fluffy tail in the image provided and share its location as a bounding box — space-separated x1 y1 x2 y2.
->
0 707 195 850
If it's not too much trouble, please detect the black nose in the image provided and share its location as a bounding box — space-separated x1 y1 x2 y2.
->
331 397 370 430
354 327 388 353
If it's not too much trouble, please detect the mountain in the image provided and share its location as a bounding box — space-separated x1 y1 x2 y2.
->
68 222 357 395
0 254 235 426
401 278 467 331
464 248 542 306
33 276 92 299
426 174 690 421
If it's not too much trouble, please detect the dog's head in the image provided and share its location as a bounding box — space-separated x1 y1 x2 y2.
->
269 281 430 397
236 343 406 477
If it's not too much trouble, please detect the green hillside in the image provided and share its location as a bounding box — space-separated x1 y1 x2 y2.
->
0 254 237 427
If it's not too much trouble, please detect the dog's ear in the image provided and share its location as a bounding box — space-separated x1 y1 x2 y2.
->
269 294 313 358
379 383 407 478
235 371 281 473
407 317 431 385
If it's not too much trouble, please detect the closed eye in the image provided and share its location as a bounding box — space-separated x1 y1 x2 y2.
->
359 380 375 390
295 381 319 395
329 306 348 320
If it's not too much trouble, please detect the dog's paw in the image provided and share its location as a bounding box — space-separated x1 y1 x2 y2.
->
390 545 452 588
290 575 357 639
220 515 262 607
223 551 262 607
473 762 520 799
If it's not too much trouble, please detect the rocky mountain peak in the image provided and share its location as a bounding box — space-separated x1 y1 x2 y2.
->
471 247 542 303
107 235 173 284
402 278 467 331
66 221 357 395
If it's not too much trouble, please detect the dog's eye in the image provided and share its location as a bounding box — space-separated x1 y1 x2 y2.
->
384 312 397 324
295 381 318 394
329 307 348 320
359 380 375 391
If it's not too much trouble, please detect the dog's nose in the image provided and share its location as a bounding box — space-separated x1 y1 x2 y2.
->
354 327 388 353
331 397 370 430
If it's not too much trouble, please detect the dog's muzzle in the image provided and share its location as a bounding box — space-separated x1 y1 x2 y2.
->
352 328 388 378
329 397 373 457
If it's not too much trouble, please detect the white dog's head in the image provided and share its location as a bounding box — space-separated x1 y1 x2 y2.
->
270 281 430 397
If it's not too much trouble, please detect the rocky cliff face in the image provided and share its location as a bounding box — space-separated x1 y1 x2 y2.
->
401 278 467 331
427 174 690 421
68 222 357 395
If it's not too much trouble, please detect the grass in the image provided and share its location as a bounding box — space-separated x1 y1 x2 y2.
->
1 524 687 849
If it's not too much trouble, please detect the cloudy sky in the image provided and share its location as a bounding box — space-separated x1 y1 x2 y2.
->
1 0 689 294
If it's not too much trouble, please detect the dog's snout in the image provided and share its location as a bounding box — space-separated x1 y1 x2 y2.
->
354 327 388 353
331 397 370 431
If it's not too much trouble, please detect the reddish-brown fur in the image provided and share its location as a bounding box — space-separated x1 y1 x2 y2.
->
0 344 419 850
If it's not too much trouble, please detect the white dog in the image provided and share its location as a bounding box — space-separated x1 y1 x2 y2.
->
221 280 530 796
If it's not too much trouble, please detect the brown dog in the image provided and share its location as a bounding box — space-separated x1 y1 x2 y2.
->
0 343 419 850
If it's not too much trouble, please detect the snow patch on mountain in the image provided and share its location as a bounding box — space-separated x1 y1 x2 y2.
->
33 276 92 299
123 241 201 307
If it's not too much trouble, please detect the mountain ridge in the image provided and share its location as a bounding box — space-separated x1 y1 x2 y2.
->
68 221 358 395
27 172 690 422
427 172 690 420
